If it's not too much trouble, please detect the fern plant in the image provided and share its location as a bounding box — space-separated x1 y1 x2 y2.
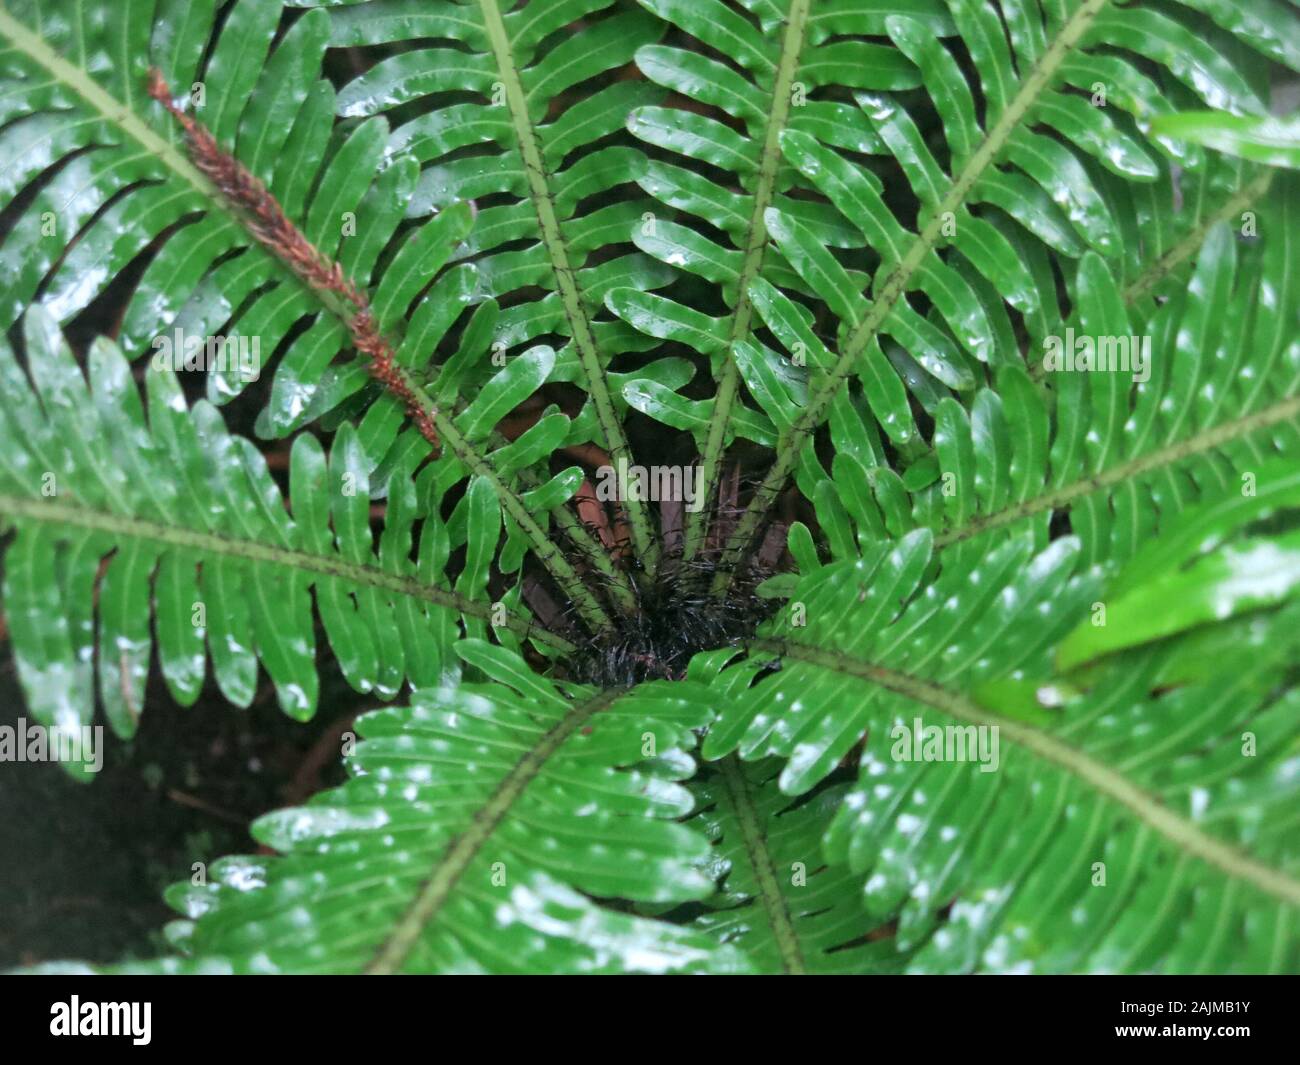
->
2 0 1299 974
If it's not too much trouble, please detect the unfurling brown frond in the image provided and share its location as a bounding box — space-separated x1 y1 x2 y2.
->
147 68 440 454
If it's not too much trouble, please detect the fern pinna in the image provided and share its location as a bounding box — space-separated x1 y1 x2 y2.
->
1 0 1298 975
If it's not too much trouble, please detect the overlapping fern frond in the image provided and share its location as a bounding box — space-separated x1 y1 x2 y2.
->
0 0 670 638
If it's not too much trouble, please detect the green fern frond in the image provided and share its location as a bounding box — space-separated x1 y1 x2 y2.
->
711 0 1291 581
0 307 569 758
604 0 899 563
43 641 750 973
704 526 1300 971
323 0 675 566
833 193 1300 571
0 0 635 632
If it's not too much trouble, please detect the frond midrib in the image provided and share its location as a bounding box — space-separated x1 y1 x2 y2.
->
718 754 807 974
683 0 812 564
1124 170 1275 302
365 686 621 974
476 0 656 570
933 392 1300 549
754 636 1300 909
0 492 574 653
